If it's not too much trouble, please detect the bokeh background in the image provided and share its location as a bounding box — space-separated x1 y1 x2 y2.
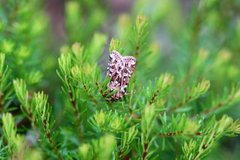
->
1 0 240 159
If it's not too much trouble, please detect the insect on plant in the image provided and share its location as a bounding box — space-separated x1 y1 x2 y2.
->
1 1 240 159
107 50 136 100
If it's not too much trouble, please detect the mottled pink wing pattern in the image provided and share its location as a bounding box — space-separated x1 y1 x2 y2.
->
107 50 136 100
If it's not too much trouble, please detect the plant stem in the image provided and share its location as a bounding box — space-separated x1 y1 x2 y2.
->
159 131 202 137
149 89 160 105
202 94 235 115
134 41 140 58
119 149 131 160
83 83 98 106
168 95 193 112
95 82 113 108
45 127 63 160
142 141 149 160
0 91 4 113
68 89 83 140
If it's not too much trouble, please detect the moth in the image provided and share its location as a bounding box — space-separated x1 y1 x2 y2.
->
107 50 136 100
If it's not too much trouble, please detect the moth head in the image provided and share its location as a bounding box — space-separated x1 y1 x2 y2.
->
110 50 122 60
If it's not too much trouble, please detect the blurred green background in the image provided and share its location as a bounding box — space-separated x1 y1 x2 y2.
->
1 0 240 159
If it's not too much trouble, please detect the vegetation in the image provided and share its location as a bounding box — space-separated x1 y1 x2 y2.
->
0 0 240 159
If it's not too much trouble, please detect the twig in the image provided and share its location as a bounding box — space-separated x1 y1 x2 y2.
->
202 94 235 115
134 41 140 58
24 108 46 159
82 83 98 106
168 95 193 112
0 91 4 113
142 141 149 160
118 149 131 160
95 82 113 108
68 89 83 139
159 131 202 137
202 102 224 115
43 118 63 160
149 89 160 105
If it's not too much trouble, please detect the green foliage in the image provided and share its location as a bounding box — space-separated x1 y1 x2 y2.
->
0 0 49 83
78 134 116 160
2 113 18 154
181 115 240 160
13 79 30 115
0 53 12 114
65 0 106 43
1 0 240 160
0 138 8 159
2 113 43 159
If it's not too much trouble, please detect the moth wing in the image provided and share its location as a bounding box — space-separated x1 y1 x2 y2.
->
107 51 136 100
107 50 122 76
123 56 136 74
109 50 122 63
120 56 136 92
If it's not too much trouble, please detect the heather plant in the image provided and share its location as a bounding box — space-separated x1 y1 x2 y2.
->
1 0 240 160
